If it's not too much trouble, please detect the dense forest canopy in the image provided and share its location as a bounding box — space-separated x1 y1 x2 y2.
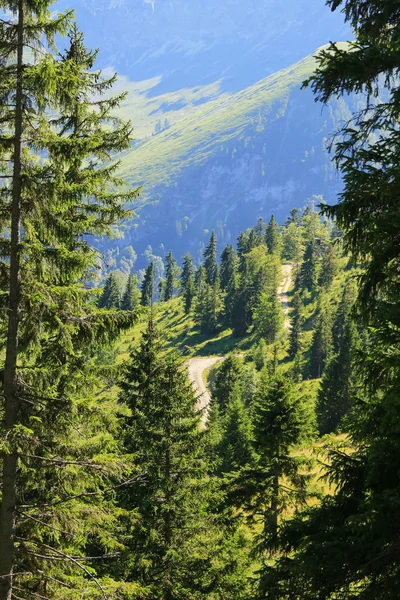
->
0 0 399 599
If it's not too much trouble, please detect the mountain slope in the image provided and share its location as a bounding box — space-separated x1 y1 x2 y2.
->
107 47 355 264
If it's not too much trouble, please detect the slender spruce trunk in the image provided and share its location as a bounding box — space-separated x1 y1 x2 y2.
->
269 442 279 553
0 2 24 597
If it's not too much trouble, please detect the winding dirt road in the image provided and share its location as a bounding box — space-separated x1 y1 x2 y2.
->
187 263 293 425
187 356 223 428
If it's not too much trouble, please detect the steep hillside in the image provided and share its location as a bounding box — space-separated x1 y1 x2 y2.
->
104 48 357 265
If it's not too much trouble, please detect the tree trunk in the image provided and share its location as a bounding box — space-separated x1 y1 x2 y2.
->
0 2 24 597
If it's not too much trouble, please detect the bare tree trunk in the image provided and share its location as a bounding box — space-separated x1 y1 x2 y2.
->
0 2 24 597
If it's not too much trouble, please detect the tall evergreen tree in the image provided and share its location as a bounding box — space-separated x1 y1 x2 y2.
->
218 392 256 475
213 356 244 413
164 249 177 301
220 244 237 291
204 230 219 286
121 273 141 311
140 261 155 307
118 320 249 598
265 214 281 256
319 242 338 288
310 298 333 379
317 316 360 435
98 272 121 309
180 253 196 314
300 241 319 293
289 291 304 358
252 374 313 553
0 17 137 597
264 5 400 597
254 216 266 244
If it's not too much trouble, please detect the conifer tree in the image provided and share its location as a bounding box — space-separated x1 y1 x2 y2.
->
0 16 138 596
220 244 237 291
289 291 304 358
164 249 177 301
118 320 249 598
140 261 155 307
213 356 244 413
180 252 195 314
254 216 266 244
265 6 400 592
251 374 313 554
319 242 338 288
317 316 360 435
218 392 256 475
300 241 319 293
98 272 121 309
121 273 141 311
310 298 333 378
265 214 282 256
204 230 219 286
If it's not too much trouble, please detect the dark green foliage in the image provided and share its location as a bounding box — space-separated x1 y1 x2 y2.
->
251 373 314 553
218 393 256 475
164 249 177 301
195 281 221 333
121 273 141 311
220 244 237 291
310 298 333 379
140 261 155 306
264 3 400 598
118 320 250 598
204 230 219 286
180 252 195 311
289 291 304 358
0 15 138 596
213 356 244 413
265 214 281 255
99 272 121 309
300 241 319 293
319 243 338 288
317 316 360 435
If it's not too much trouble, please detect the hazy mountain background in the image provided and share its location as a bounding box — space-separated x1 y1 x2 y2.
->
56 0 353 268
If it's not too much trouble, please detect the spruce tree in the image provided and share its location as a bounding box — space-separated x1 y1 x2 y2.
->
213 356 244 413
289 291 304 358
164 249 177 301
98 272 121 309
300 241 319 293
121 273 141 311
0 17 137 597
265 5 400 596
317 316 360 435
252 374 313 553
118 320 249 598
319 242 338 288
310 298 333 379
218 392 256 475
220 244 237 291
180 252 195 314
203 230 219 286
254 216 266 244
140 261 155 307
265 214 281 256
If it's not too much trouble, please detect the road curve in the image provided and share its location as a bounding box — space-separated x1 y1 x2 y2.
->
187 356 223 428
187 264 293 426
